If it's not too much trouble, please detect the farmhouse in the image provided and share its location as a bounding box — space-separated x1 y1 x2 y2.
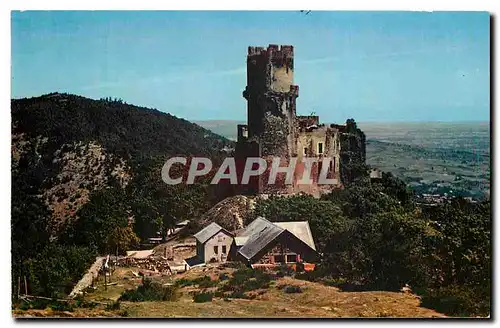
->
231 217 318 268
193 217 318 269
193 222 233 263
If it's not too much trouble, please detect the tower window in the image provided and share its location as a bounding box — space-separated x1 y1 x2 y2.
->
303 147 308 155
318 142 324 154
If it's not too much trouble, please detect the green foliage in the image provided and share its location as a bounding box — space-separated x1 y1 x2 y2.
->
283 285 303 294
274 174 491 317
50 301 75 312
420 285 490 317
118 310 130 317
219 268 273 296
22 244 96 298
252 194 347 252
422 198 491 287
120 278 179 302
174 276 217 288
12 93 233 162
193 292 214 303
219 273 230 281
11 93 233 300
106 300 121 310
275 264 295 278
63 188 135 254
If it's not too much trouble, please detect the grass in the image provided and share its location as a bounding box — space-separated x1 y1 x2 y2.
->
13 265 451 318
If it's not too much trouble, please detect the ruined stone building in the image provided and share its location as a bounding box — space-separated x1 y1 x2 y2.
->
235 44 366 197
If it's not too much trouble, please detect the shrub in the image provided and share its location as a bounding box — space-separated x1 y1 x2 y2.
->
283 285 303 294
106 300 120 310
198 278 218 289
120 278 179 302
218 268 273 297
420 285 490 317
322 277 347 287
74 295 98 308
276 264 295 278
175 276 217 288
193 292 213 303
50 301 75 312
228 291 249 299
219 273 229 281
118 310 129 317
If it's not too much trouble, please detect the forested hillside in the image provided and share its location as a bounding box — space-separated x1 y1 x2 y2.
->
11 93 233 298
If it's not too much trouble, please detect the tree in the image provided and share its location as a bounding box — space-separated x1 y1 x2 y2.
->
253 194 348 253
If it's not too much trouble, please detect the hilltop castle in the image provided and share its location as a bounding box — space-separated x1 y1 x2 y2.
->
234 44 366 197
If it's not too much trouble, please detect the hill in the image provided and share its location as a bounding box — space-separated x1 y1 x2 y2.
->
11 93 235 298
12 93 234 228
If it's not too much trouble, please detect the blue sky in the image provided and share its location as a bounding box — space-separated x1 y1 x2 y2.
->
11 11 490 122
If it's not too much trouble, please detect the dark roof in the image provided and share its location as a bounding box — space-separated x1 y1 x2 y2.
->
238 217 274 237
236 217 317 260
238 220 284 260
193 222 232 244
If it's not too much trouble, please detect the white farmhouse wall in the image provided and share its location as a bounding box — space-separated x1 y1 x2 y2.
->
203 230 233 263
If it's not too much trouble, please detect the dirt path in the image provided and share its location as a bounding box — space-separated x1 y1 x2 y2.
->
68 256 105 298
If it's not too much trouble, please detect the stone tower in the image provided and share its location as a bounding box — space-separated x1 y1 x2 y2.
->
235 44 363 197
241 45 299 158
236 45 300 194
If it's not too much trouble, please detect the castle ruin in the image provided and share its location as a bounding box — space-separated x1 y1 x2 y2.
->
235 44 366 197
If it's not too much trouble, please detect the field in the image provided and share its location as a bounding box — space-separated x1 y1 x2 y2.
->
13 264 446 318
196 120 490 198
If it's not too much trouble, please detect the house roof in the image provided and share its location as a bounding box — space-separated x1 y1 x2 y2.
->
274 221 316 251
238 217 273 237
236 217 317 260
193 222 232 244
238 220 284 260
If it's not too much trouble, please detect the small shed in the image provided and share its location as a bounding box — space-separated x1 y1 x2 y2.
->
193 222 234 263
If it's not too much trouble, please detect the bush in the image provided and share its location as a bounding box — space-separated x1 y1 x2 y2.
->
74 295 98 309
175 276 217 288
106 300 120 310
283 285 303 294
322 277 347 287
276 265 295 278
420 285 490 317
118 310 129 317
120 278 179 302
218 268 273 297
50 301 75 312
219 273 229 281
193 292 213 303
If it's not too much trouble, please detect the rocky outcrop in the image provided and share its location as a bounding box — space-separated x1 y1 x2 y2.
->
199 195 257 232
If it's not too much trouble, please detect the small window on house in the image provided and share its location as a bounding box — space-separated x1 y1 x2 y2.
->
222 245 227 254
214 246 218 254
274 255 285 263
286 254 297 263
303 147 308 155
218 236 223 242
318 142 324 154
